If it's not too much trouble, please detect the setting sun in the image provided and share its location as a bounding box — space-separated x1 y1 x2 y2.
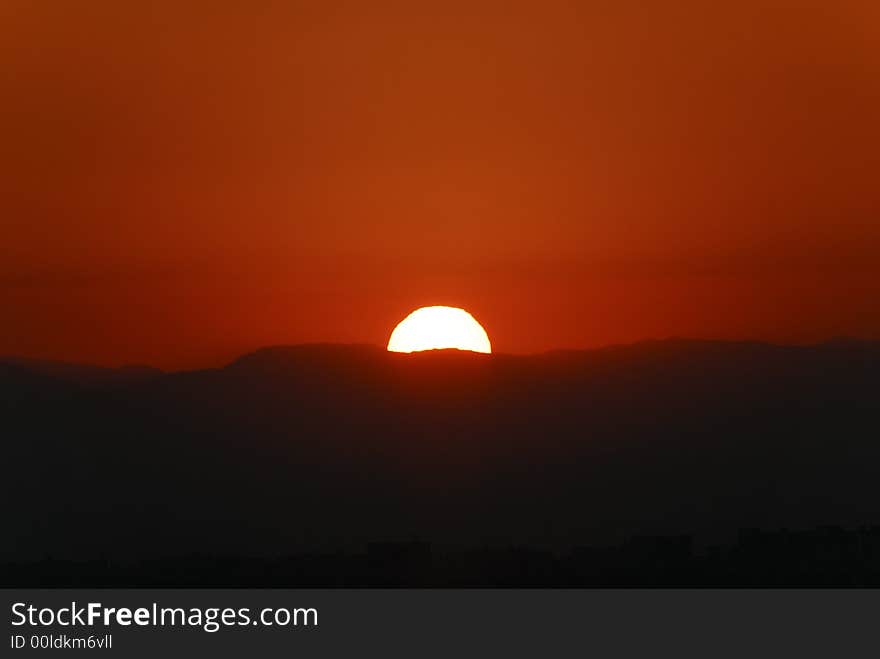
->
387 306 492 354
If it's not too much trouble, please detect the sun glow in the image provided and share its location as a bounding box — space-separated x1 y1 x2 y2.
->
387 306 492 354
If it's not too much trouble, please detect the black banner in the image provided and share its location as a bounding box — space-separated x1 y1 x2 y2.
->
3 589 877 657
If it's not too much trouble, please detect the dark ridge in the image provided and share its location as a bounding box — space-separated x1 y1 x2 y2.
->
227 342 384 367
3 338 879 585
0 356 163 386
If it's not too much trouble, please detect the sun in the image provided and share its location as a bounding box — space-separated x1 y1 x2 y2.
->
387 306 492 354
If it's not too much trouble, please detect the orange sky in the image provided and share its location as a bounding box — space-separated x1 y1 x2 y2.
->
2 0 879 369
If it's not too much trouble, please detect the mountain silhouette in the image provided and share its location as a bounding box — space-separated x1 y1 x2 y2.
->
3 340 879 584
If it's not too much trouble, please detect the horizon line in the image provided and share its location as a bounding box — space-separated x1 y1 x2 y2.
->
2 335 877 374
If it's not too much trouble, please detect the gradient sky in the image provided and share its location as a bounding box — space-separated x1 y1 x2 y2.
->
2 0 879 368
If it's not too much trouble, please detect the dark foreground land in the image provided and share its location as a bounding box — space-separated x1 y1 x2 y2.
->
3 339 879 586
7 526 880 587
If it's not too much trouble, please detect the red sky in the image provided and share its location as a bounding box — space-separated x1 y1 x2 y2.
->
2 0 879 369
